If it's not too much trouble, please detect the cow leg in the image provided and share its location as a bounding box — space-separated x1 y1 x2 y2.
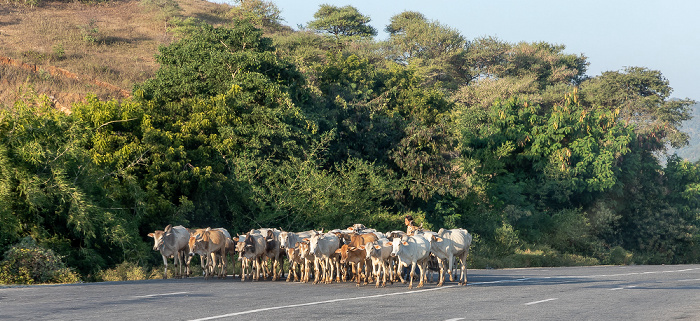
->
408 262 416 289
313 258 320 284
417 260 427 288
160 255 169 279
440 257 448 286
397 261 407 284
459 252 468 285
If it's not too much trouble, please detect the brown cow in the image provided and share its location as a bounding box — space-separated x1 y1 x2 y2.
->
335 244 368 287
188 228 228 279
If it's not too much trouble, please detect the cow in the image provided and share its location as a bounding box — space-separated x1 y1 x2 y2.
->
249 228 283 280
297 240 315 283
307 232 340 284
188 227 228 279
365 238 393 287
390 234 431 289
278 230 318 250
148 224 190 279
234 234 253 281
264 229 283 281
436 228 473 285
285 245 305 282
335 244 368 287
240 232 267 281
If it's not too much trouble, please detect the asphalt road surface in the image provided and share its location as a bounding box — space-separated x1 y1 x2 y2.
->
2 264 700 320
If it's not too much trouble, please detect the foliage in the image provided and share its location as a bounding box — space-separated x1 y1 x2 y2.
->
384 11 468 89
227 0 286 33
307 4 377 41
0 237 80 284
579 67 695 149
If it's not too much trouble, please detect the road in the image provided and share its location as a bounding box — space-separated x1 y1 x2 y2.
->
2 264 699 320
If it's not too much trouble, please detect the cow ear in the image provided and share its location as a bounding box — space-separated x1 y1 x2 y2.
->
233 237 239 242
358 245 365 250
205 227 211 232
334 248 342 254
349 246 356 251
164 224 172 233
402 241 408 246
303 238 310 242
386 242 392 246
436 237 443 242
147 233 155 238
294 242 300 248
374 244 381 250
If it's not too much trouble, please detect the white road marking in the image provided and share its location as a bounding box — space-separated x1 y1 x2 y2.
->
444 318 465 321
678 278 700 282
189 286 458 321
524 298 558 305
189 266 700 321
133 291 189 298
610 285 637 291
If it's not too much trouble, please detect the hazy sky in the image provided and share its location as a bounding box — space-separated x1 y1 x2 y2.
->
216 0 699 101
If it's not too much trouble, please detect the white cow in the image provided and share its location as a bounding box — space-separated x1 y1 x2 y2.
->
148 224 190 279
279 230 319 250
390 234 431 289
365 238 393 287
308 232 341 284
436 228 472 285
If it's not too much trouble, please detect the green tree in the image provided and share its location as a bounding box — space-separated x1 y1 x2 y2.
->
307 4 377 41
227 0 288 33
136 22 305 104
579 67 695 149
384 11 468 88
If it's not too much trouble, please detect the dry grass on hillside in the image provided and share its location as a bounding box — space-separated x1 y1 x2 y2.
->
0 0 233 109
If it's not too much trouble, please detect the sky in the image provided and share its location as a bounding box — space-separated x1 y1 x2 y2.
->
214 0 700 101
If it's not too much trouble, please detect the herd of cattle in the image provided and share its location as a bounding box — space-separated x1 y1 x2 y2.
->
147 224 473 289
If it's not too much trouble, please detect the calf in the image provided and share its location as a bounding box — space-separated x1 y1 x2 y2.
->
365 238 393 287
335 244 368 287
297 241 315 283
148 224 190 279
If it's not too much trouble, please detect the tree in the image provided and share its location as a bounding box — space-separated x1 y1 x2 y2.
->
384 11 468 88
579 67 695 149
227 0 288 33
135 22 305 104
307 4 377 41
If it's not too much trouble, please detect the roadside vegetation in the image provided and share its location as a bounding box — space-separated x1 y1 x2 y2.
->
1 0 698 284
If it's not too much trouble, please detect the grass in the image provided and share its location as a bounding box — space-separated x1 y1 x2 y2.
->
0 0 232 109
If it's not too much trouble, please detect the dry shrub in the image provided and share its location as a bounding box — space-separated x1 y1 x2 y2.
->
0 237 81 285
98 261 148 281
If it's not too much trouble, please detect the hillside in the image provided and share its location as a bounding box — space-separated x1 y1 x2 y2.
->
672 103 700 162
0 0 232 109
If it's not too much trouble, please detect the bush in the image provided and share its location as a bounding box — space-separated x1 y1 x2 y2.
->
97 261 149 282
0 237 80 285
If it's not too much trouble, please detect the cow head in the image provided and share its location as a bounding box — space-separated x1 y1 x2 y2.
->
364 242 380 260
148 230 165 251
188 233 204 257
390 237 407 257
308 235 320 256
278 232 289 249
